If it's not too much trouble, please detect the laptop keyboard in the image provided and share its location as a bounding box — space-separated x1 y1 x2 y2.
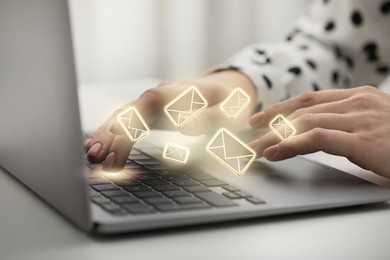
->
86 146 265 216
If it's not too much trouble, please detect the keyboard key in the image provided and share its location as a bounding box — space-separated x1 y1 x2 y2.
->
200 179 228 187
128 154 151 160
89 189 100 197
91 196 111 205
111 196 140 204
101 203 122 211
187 173 216 181
246 197 266 205
222 185 241 192
133 191 161 198
172 180 200 187
178 203 211 210
163 190 192 198
101 189 129 197
155 203 210 212
154 203 179 212
234 191 252 198
144 197 172 205
183 186 211 193
195 192 238 207
153 184 180 192
123 203 155 214
174 196 204 205
113 179 140 186
144 165 168 171
222 192 241 199
92 184 119 191
133 160 159 165
153 169 180 176
132 172 158 180
141 179 170 186
87 178 111 185
123 164 143 169
162 175 191 181
123 184 151 192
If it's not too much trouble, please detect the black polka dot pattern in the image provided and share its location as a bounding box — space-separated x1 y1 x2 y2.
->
324 20 335 31
351 10 363 26
305 59 317 70
377 65 389 74
312 82 321 91
331 70 339 84
262 75 273 89
288 66 302 76
362 42 379 62
216 1 390 109
344 56 354 70
252 49 272 65
380 1 390 15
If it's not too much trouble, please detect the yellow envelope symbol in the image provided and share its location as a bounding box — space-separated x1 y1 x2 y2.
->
163 143 190 164
116 107 150 142
269 114 296 141
164 86 208 127
220 88 251 119
206 128 256 176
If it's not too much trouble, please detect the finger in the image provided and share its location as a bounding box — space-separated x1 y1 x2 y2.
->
87 134 114 163
253 112 355 157
291 113 355 134
253 131 281 157
250 88 355 128
109 123 126 135
103 135 133 171
84 138 93 151
263 128 356 161
179 102 251 135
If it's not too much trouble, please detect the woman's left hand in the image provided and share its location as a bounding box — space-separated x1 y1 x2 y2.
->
248 86 390 179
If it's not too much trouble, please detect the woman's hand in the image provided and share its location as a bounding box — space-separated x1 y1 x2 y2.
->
84 70 257 170
248 86 390 179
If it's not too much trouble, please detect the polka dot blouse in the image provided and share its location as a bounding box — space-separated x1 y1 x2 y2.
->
213 0 390 109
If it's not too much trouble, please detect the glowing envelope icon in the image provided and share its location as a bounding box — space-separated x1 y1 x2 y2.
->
163 143 190 164
220 88 251 119
206 128 256 176
117 107 150 142
269 114 296 141
164 86 208 127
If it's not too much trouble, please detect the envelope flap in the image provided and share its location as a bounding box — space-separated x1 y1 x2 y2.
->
222 130 253 158
166 91 193 112
120 110 147 131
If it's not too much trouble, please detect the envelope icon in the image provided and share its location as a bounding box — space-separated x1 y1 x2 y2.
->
220 88 251 119
116 107 150 142
206 128 256 176
163 143 190 164
164 86 208 127
269 114 296 141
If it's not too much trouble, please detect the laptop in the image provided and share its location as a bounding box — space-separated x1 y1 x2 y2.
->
1 0 390 234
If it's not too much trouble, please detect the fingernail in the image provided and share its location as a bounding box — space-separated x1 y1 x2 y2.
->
264 145 278 160
249 111 265 127
104 152 116 169
89 143 102 156
84 138 93 148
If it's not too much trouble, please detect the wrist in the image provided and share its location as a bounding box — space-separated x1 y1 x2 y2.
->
201 70 258 103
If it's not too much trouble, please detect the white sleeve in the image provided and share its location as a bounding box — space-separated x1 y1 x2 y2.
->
212 0 390 109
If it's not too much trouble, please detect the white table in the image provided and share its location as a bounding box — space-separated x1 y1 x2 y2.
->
1 79 390 260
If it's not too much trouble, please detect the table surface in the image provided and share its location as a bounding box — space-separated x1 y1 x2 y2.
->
1 79 390 260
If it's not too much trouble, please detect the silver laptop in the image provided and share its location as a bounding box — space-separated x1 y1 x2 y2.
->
1 0 390 234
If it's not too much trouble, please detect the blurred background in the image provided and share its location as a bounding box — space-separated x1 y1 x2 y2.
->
69 0 310 85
